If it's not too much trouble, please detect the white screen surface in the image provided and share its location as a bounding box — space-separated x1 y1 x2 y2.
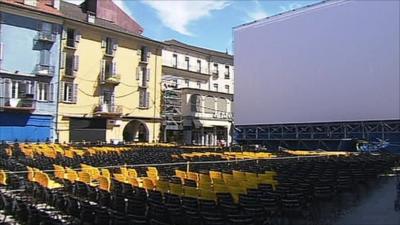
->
233 0 400 125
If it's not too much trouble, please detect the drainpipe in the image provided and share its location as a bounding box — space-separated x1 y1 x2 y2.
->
55 24 63 143
152 47 159 143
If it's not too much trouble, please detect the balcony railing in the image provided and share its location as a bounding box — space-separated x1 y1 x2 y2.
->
100 73 121 85
36 31 56 43
35 64 55 77
0 97 36 112
94 104 123 117
166 61 209 74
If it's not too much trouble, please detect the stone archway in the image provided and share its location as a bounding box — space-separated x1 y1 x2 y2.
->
123 120 149 142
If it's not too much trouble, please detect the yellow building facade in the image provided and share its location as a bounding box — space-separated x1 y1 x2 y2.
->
57 8 162 143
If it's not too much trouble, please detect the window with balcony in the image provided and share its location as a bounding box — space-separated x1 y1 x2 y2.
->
65 53 78 77
224 65 230 79
184 79 189 87
213 63 219 76
139 89 150 109
36 49 55 76
37 22 55 43
37 82 50 101
197 60 201 73
66 28 78 48
172 54 178 68
225 85 230 93
60 81 77 103
213 83 218 92
185 56 189 70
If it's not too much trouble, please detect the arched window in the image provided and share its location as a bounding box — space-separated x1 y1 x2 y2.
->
190 94 201 112
204 96 214 114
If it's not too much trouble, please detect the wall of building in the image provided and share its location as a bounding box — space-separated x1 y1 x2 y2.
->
57 22 161 143
0 9 61 141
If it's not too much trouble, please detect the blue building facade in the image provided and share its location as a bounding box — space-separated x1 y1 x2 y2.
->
0 8 62 142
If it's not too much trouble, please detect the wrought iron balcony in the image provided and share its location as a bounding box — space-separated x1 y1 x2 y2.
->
0 96 36 112
94 104 123 117
36 31 56 43
35 64 55 77
100 73 120 85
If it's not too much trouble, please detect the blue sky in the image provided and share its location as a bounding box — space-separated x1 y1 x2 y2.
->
65 0 321 53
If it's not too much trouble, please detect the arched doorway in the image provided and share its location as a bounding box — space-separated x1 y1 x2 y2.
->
123 120 149 142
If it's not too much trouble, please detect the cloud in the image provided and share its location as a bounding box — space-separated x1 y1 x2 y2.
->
63 0 134 18
279 3 303 12
246 0 268 21
143 0 230 36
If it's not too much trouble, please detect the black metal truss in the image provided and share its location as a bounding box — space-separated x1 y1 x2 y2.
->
235 120 400 142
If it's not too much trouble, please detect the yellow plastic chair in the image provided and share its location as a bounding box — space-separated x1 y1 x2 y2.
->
169 183 183 196
186 172 199 181
245 172 258 181
53 165 66 180
213 183 229 193
114 173 128 183
142 178 155 190
232 170 246 181
101 169 111 179
127 169 138 178
175 170 186 180
78 171 93 184
199 189 217 201
228 186 247 203
183 186 199 198
0 170 7 185
199 174 211 183
98 176 111 192
128 177 140 187
27 166 35 182
155 180 169 193
209 171 222 180
65 167 78 183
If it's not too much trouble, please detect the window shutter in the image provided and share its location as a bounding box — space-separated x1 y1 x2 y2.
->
101 39 106 48
146 51 151 58
59 81 64 102
4 78 11 98
62 28 67 40
48 83 54 102
111 92 115 106
73 55 79 71
146 92 150 108
146 68 150 82
137 48 142 56
101 59 106 80
60 52 66 69
75 31 81 42
139 90 143 107
112 40 118 51
72 83 78 103
136 67 140 80
112 62 117 75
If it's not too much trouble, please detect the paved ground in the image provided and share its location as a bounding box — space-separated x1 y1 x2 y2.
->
333 176 400 225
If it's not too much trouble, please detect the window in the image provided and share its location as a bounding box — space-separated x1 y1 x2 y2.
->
65 54 78 76
139 89 149 108
224 65 230 79
190 94 201 112
225 85 230 93
140 46 149 62
37 82 49 101
213 63 219 75
61 82 77 103
197 60 201 73
40 50 50 66
185 56 189 70
172 54 177 67
197 81 201 89
66 28 76 48
105 37 113 55
185 79 189 87
213 83 218 92
41 22 52 34
24 0 37 7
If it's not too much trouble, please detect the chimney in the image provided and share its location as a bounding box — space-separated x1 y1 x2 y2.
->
52 0 60 10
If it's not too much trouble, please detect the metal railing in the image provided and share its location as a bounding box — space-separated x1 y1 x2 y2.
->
36 31 56 43
94 104 123 114
35 64 55 77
